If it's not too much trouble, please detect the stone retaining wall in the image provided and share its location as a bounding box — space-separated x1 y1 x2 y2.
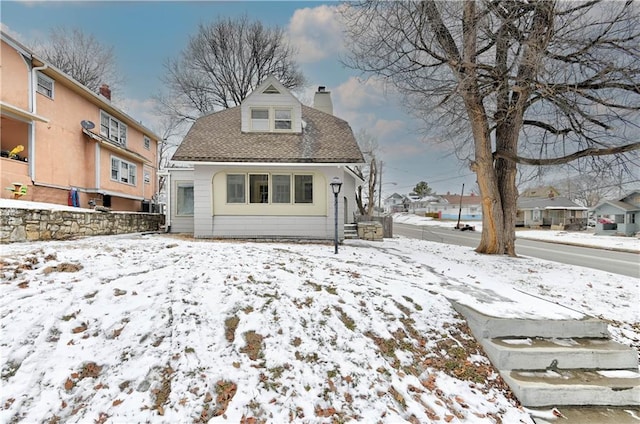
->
1 207 164 243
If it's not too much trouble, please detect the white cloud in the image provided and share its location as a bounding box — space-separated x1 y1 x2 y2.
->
287 5 345 64
334 76 388 110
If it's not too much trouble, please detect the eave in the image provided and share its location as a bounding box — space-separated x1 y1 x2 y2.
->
82 129 153 166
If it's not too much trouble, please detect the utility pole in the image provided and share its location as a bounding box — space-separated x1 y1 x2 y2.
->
378 160 383 215
455 183 464 229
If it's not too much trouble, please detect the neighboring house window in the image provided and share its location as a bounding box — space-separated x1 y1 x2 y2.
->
36 72 54 98
100 111 127 146
251 108 270 131
176 183 194 216
294 175 313 203
144 171 151 184
144 136 150 150
111 156 137 185
275 109 292 130
227 174 246 203
272 175 291 203
250 174 269 203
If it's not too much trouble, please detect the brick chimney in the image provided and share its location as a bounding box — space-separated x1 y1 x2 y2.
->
99 84 111 100
313 86 333 115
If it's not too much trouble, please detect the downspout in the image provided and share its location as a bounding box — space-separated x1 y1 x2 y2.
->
158 170 171 232
29 62 48 183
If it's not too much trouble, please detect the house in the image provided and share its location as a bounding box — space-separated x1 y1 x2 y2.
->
516 195 588 229
384 192 408 213
591 190 640 236
520 186 561 198
426 193 483 221
1 31 160 211
166 76 365 240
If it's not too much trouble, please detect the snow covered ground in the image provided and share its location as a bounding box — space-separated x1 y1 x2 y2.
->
1 226 638 423
393 213 640 252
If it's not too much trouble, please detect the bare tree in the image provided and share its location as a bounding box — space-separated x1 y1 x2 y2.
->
34 26 123 95
353 129 378 217
160 15 305 120
341 1 640 255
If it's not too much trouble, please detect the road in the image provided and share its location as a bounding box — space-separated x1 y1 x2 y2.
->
394 222 640 278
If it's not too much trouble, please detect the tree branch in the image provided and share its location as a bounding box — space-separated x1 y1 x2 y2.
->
494 142 640 165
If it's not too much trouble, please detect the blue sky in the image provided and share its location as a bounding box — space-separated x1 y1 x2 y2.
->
1 1 477 197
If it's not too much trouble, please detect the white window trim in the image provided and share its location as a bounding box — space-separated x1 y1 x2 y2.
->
36 72 54 99
176 182 194 216
143 136 151 150
100 110 128 147
249 107 294 132
110 155 137 186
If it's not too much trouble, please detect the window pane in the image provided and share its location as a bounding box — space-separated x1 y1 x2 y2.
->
294 175 313 203
275 109 291 130
101 113 110 138
251 109 269 119
110 120 119 141
272 175 290 203
177 184 194 215
119 124 127 145
250 174 269 203
227 174 245 203
129 164 136 185
251 108 269 130
120 162 129 183
111 158 119 180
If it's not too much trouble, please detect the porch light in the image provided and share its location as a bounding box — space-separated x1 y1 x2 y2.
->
330 177 343 254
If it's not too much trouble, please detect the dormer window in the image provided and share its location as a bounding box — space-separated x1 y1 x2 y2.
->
250 107 293 132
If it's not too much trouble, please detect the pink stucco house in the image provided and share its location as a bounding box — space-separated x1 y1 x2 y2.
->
1 31 160 211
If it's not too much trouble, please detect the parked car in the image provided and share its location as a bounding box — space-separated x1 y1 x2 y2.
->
597 217 613 224
587 218 596 227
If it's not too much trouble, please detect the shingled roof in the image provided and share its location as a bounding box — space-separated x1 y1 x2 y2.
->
171 105 364 164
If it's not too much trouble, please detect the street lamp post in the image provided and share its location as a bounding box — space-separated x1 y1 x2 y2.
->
330 177 343 254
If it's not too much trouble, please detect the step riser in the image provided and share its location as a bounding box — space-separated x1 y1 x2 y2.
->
483 344 639 371
451 301 610 339
500 373 640 407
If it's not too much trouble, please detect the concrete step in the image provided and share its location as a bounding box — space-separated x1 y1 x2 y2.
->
500 368 640 407
451 301 609 339
528 406 640 423
485 337 638 370
344 224 358 239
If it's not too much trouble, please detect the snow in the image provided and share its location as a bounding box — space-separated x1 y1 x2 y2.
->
0 202 638 423
393 212 640 252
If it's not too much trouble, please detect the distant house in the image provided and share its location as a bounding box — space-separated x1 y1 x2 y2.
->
384 192 408 213
426 193 482 221
520 186 561 198
591 191 640 236
1 31 160 211
166 76 365 239
516 195 588 229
